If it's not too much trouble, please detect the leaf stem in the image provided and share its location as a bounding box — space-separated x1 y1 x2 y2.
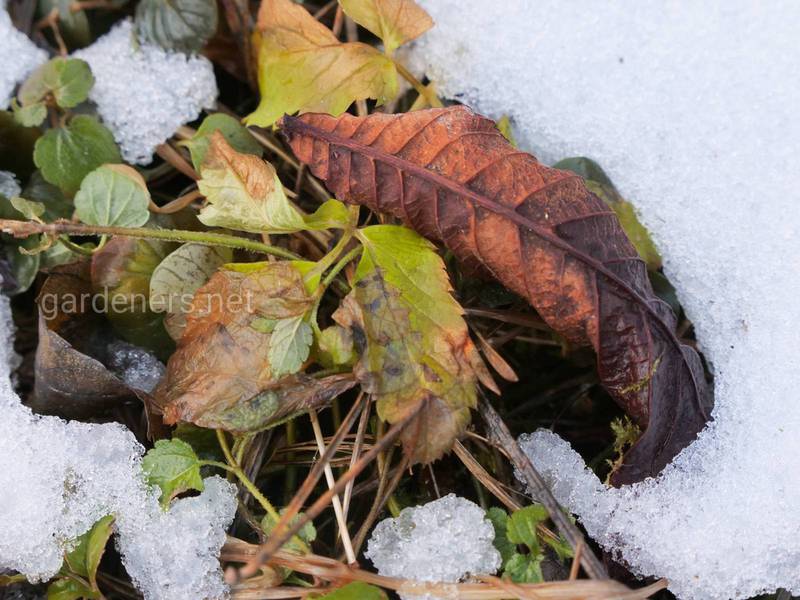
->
0 219 300 260
393 60 443 108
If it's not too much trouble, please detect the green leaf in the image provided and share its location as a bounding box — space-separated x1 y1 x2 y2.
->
12 100 47 127
149 243 233 339
33 116 121 196
10 196 45 220
313 582 388 600
553 156 661 269
245 0 397 127
0 111 41 178
3 239 41 295
315 325 354 368
181 113 262 172
506 504 549 552
46 577 100 600
19 58 94 110
198 134 350 234
338 0 433 55
333 224 484 463
74 164 151 227
22 170 73 222
142 438 205 507
134 0 218 53
503 552 544 584
261 509 316 555
486 507 516 565
268 315 313 376
36 0 92 48
64 515 115 587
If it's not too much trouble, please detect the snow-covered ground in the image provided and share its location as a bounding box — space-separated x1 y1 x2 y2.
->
0 296 236 600
411 2 800 598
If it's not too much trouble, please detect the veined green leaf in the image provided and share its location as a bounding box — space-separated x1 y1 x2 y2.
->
64 515 115 587
74 164 151 227
268 315 313 377
33 116 121 195
18 58 94 110
142 438 205 508
10 196 45 221
134 0 218 53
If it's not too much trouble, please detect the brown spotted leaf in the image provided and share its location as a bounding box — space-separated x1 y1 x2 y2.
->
280 106 713 484
154 261 355 432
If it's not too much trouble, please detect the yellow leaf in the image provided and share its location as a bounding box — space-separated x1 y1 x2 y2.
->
197 132 307 233
334 225 484 463
338 0 433 55
245 0 398 127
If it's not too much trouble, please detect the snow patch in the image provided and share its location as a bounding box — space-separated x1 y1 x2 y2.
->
366 494 500 600
0 295 236 599
0 7 47 108
74 20 218 165
412 2 800 598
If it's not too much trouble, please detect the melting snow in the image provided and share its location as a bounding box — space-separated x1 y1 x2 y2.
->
74 20 218 165
366 494 500 600
0 295 236 599
412 2 800 598
0 6 47 108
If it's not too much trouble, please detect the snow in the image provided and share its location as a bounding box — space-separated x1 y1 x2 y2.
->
366 494 500 600
74 20 217 165
411 2 800 598
0 295 236 599
0 7 47 109
107 340 165 393
0 171 21 199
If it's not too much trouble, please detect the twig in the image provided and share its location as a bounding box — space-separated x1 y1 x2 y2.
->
342 392 369 517
233 404 420 582
0 219 300 260
309 410 357 564
479 395 608 580
155 142 197 180
149 189 204 214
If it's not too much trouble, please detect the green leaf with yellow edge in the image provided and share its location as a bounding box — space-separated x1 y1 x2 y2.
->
155 261 355 432
12 100 46 127
553 156 661 270
312 582 387 600
64 515 115 587
181 113 262 172
245 0 397 127
19 57 94 110
33 116 121 196
338 0 433 55
142 438 205 508
333 224 484 463
198 133 351 233
74 164 151 227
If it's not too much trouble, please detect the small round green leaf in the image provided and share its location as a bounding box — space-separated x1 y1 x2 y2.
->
74 164 151 227
134 0 218 53
33 115 121 196
19 57 94 109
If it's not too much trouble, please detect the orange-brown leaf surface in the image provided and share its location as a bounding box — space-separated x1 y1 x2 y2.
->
155 261 354 432
280 106 713 484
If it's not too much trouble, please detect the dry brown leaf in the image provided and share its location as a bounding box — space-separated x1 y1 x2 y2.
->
280 107 713 484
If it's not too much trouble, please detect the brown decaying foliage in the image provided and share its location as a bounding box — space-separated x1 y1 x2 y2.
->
280 106 713 484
